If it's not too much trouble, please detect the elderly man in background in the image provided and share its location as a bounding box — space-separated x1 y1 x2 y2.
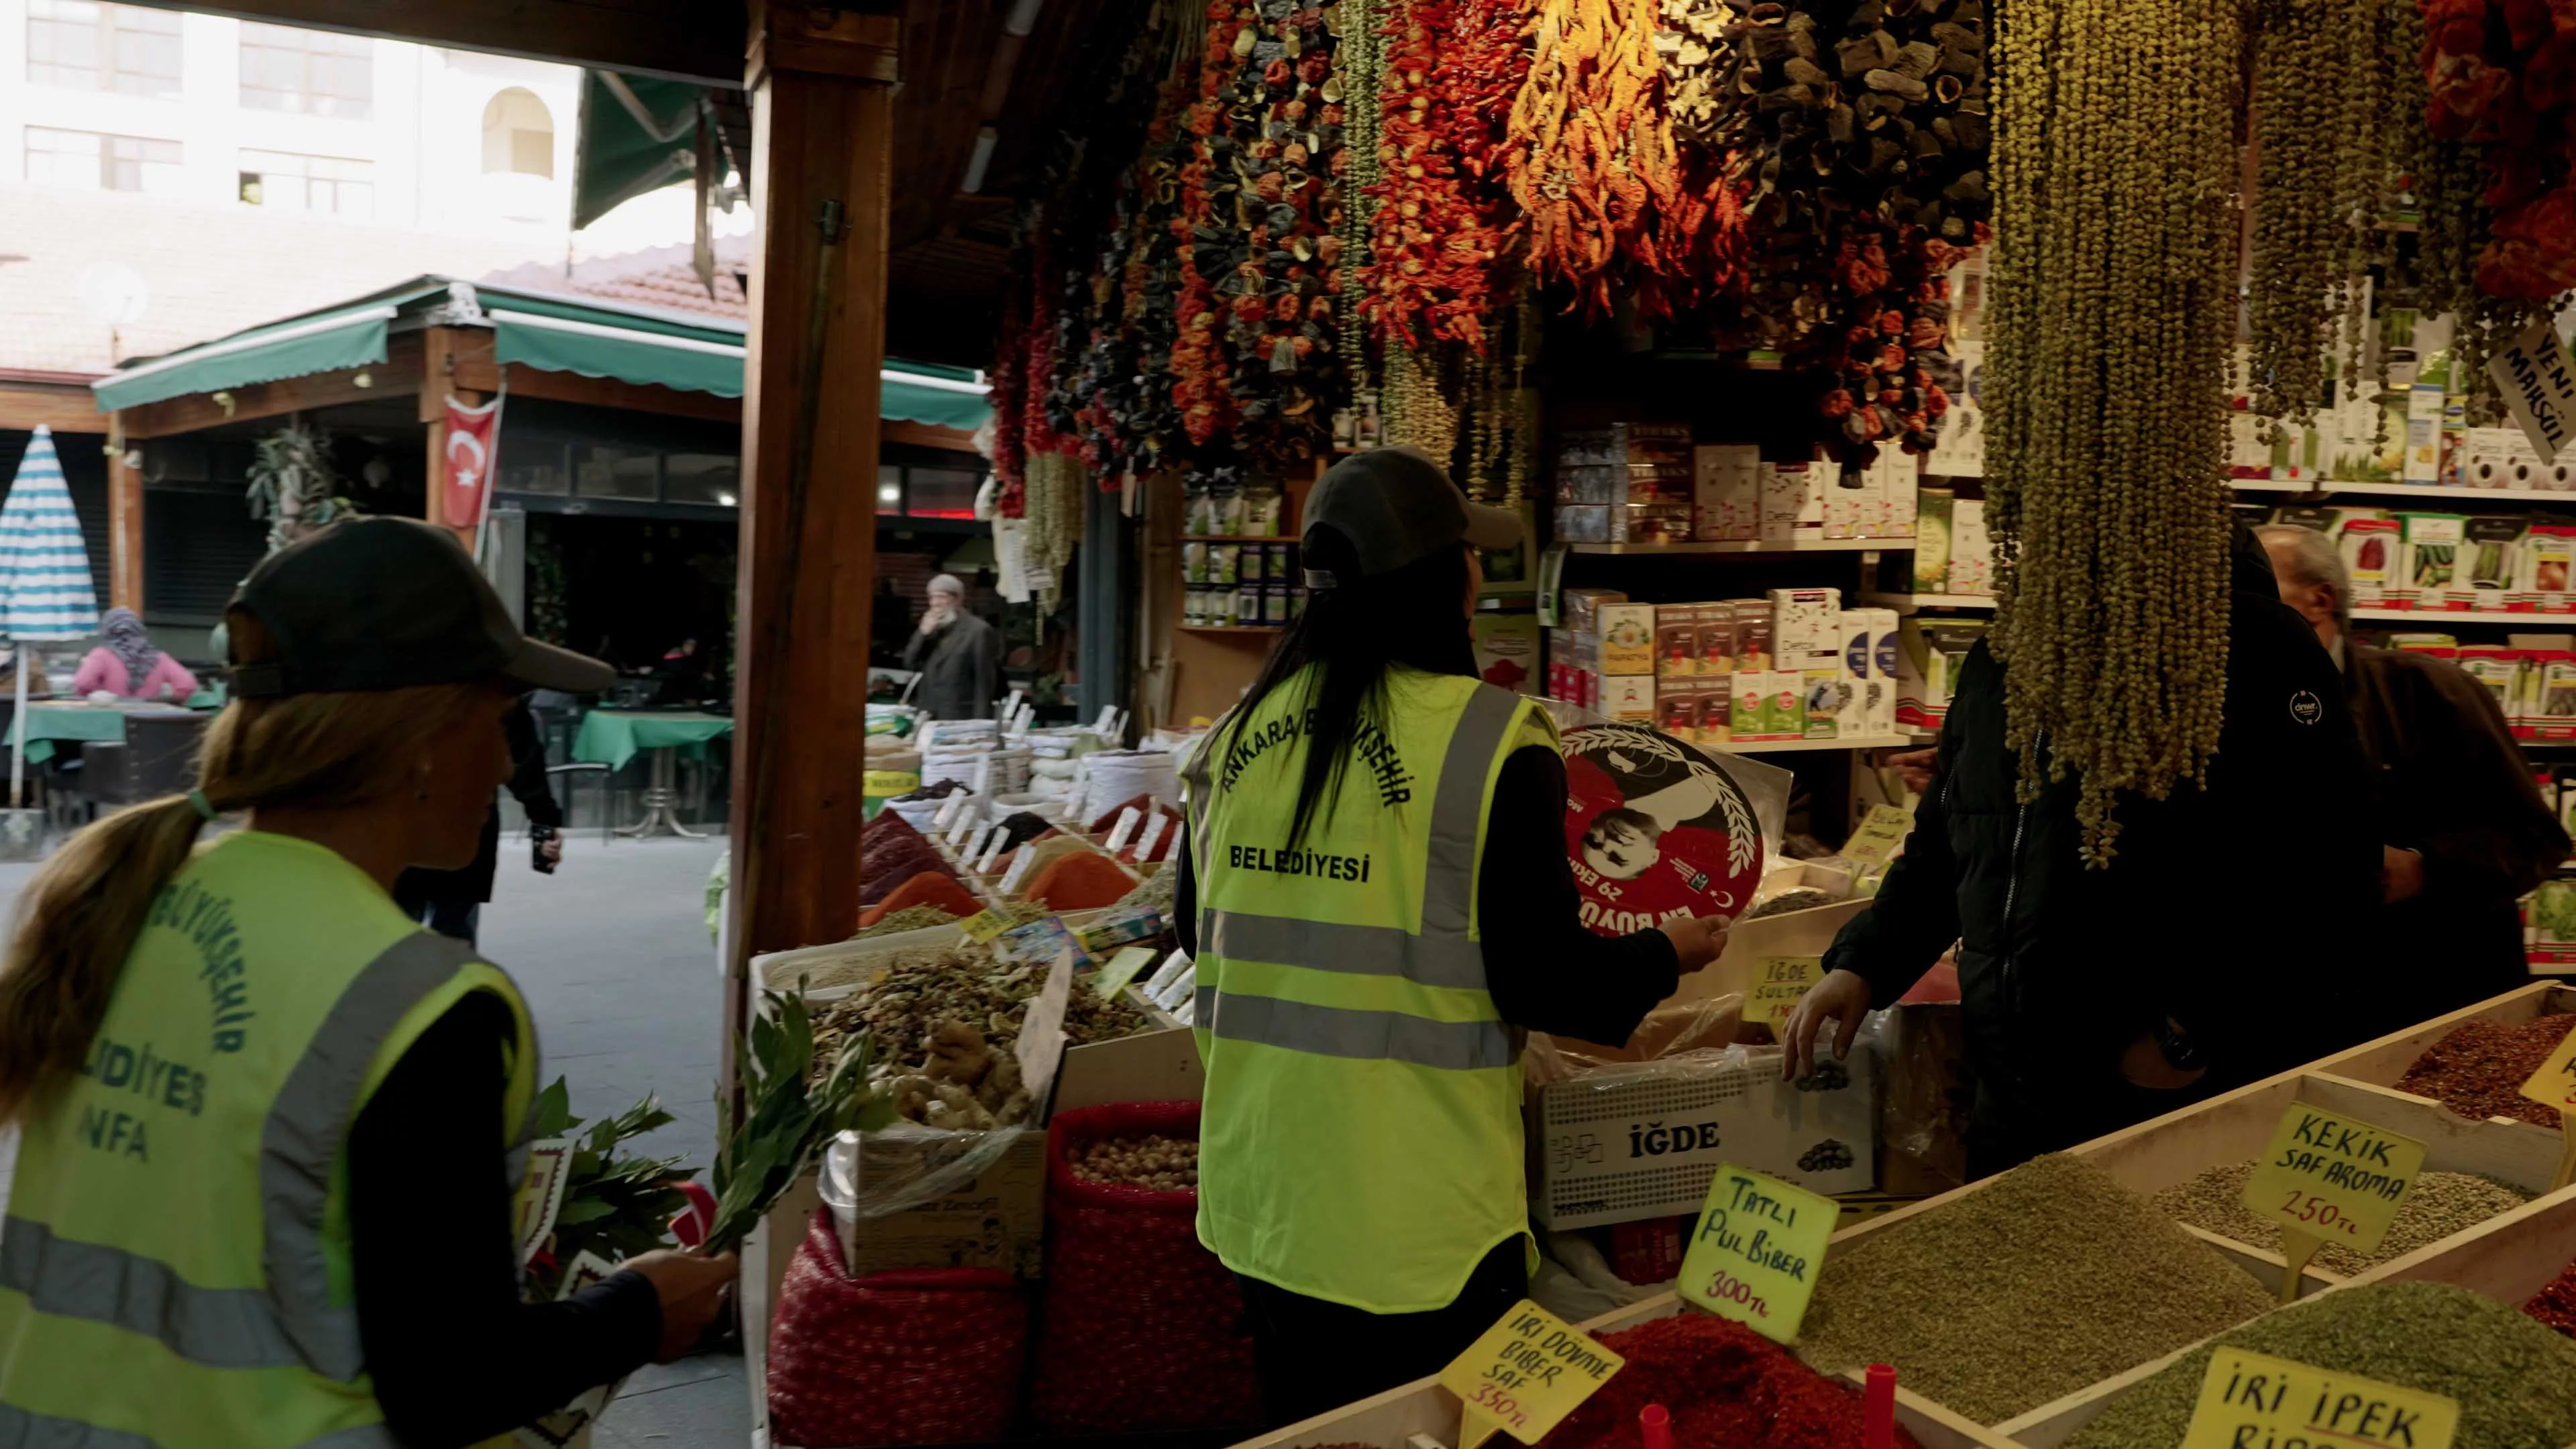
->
2260 524 2569 1021
902 572 1001 720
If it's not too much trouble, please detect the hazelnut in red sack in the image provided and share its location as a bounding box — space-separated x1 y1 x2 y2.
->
1029 1102 1261 1434
768 1210 1027 1447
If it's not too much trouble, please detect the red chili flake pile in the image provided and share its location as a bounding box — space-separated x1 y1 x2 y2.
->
1538 1313 1916 1449
2525 1260 2576 1338
2394 1014 2576 1128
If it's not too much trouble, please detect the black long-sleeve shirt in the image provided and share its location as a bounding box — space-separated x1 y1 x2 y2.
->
396 702 561 907
1178 743 1681 1043
349 994 663 1448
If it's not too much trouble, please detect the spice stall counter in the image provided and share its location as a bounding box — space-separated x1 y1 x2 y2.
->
2297 981 2576 1101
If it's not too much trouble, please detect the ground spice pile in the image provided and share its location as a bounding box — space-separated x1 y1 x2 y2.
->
1539 1313 1917 1449
2154 1161 2533 1275
2526 1258 2576 1338
2396 1015 2576 1128
2069 1283 2576 1449
1796 1153 2273 1424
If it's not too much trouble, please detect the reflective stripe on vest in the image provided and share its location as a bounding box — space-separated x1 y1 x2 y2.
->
1191 983 1514 1071
0 1401 396 1449
0 932 480 1380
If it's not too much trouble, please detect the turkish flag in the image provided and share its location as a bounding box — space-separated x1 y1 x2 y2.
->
441 394 503 530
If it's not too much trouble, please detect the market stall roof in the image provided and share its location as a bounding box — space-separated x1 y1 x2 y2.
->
89 278 989 430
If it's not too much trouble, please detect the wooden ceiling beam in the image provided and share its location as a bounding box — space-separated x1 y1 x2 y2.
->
0 381 110 435
114 0 751 85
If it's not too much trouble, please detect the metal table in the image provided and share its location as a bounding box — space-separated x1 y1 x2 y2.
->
570 709 735 839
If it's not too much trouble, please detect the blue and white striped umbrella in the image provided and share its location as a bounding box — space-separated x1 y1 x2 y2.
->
0 426 99 641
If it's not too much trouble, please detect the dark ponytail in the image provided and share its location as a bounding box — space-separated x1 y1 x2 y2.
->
1216 530 1474 847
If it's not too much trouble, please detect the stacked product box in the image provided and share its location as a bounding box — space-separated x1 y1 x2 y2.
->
1554 424 1696 545
1549 590 1893 747
1895 616 1989 731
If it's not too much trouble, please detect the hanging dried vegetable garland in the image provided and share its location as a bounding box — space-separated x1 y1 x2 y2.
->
1365 0 1527 350
1507 0 1747 317
1022 451 1089 608
1657 0 1739 148
1381 339 1461 460
1984 0 2242 865
1335 0 1386 400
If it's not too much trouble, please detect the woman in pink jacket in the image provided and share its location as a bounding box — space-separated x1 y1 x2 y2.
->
72 607 199 701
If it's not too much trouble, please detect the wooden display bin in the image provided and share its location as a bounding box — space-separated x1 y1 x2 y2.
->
1224 1293 2021 1449
2300 980 2576 1097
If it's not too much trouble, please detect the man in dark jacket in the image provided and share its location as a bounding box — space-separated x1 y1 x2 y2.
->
2260 524 2569 1023
902 572 1001 720
394 698 563 944
1784 527 2382 1176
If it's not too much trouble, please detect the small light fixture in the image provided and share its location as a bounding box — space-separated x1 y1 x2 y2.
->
210 390 236 417
961 127 998 194
351 370 373 388
878 483 901 504
715 491 737 507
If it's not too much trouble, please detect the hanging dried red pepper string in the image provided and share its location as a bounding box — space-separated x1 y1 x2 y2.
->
1364 0 1523 350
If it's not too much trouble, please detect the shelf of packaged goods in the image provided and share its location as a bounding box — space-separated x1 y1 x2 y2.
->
1565 537 1914 555
2231 478 2576 503
1705 733 1916 755
1863 591 1996 613
2351 606 2576 624
1180 535 1295 543
1173 623 1284 635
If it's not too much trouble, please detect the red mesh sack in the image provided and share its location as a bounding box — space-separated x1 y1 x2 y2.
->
1028 1102 1260 1434
767 1210 1027 1447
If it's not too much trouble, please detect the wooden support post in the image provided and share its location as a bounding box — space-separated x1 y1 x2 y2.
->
107 424 142 613
727 5 899 971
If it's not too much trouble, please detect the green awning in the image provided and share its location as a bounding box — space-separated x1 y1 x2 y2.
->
573 71 709 232
93 284 447 412
883 360 993 431
490 303 747 398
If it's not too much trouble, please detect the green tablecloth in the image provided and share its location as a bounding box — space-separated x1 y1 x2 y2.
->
15 706 140 765
573 710 735 771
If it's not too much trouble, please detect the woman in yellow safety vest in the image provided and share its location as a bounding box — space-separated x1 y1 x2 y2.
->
1178 447 1732 1425
0 518 735 1449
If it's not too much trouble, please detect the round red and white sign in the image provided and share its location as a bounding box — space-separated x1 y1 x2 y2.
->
1560 722 1765 937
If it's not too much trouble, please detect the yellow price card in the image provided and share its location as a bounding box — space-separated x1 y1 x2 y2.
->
863 769 920 796
1092 945 1157 1002
1840 804 1914 869
2183 1348 2457 1449
1748 957 1823 1026
1438 1299 1625 1449
1676 1163 1837 1345
2513 1021 2576 1187
2241 1104 2426 1298
957 910 1008 943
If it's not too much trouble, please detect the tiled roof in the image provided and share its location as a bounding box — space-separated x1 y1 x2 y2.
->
482 237 751 325
0 184 555 378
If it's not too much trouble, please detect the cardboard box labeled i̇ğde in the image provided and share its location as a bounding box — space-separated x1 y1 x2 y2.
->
1529 1046 1876 1230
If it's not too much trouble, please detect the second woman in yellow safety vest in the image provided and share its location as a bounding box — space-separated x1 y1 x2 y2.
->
1179 447 1732 1426
0 519 736 1449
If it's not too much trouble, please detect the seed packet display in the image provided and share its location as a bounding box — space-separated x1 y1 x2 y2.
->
2544 655 2576 741
2395 513 2467 608
2527 525 2576 612
2462 517 2525 610
1562 721 1766 936
2341 517 2400 605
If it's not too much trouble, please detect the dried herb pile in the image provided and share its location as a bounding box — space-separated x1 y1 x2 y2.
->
2396 1014 2576 1128
2069 1283 2576 1449
2153 1160 2534 1276
1796 1153 2275 1423
1539 1313 1920 1449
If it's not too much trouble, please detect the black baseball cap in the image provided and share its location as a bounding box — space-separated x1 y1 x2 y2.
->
1301 446 1521 587
228 517 615 698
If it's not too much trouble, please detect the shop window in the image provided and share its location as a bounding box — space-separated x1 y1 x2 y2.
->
905 466 982 519
144 490 268 625
237 148 373 218
27 1 181 97
501 447 569 496
238 21 371 119
875 464 903 516
25 125 180 192
573 443 657 500
665 453 738 507
480 87 553 178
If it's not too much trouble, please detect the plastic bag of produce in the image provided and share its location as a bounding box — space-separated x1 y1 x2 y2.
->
1028 1102 1260 1435
767 1208 1027 1448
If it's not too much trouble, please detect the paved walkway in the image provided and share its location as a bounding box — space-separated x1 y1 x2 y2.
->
0 832 749 1445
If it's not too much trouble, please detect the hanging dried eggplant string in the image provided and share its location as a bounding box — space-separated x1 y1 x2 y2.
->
1506 282 1540 507
1383 339 1460 462
1985 0 2241 865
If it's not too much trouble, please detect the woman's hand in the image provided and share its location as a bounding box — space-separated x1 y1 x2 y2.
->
1779 968 1872 1081
625 1249 740 1362
1658 914 1731 972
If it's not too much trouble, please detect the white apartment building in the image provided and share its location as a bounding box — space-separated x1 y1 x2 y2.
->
0 1 721 377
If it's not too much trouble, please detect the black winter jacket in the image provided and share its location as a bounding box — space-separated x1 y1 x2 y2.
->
1825 538 2380 1167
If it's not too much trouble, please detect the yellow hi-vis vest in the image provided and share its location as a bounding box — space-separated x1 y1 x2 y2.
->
1181 665 1556 1313
0 831 540 1449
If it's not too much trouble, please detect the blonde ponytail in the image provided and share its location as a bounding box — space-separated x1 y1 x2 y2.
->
0 608 500 1125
